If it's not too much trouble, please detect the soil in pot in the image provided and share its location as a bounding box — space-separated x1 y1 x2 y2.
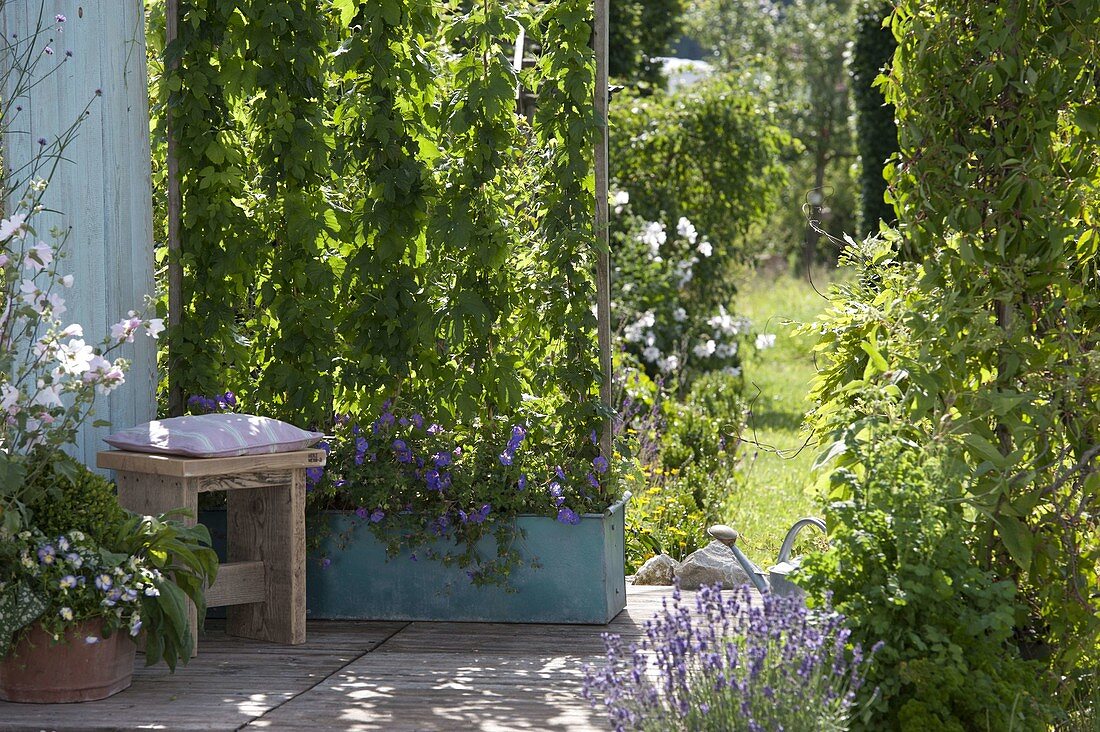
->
0 618 136 703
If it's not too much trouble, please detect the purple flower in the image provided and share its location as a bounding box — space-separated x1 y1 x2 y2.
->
369 508 385 523
593 455 609 474
587 472 600 489
427 423 444 435
590 429 599 446
355 506 368 519
411 413 424 429
94 574 112 592
555 465 566 481
432 451 451 468
56 13 66 22
37 544 56 564
498 451 513 466
43 46 53 55
37 137 47 146
517 474 527 491
321 557 332 569
557 508 581 525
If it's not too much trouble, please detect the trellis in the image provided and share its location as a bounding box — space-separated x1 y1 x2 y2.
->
160 0 614 460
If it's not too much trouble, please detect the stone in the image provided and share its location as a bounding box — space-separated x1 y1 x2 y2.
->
675 540 752 590
632 554 679 585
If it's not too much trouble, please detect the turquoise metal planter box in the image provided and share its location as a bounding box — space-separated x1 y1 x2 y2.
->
201 495 628 624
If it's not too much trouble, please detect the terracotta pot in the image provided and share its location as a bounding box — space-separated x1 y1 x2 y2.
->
0 618 136 703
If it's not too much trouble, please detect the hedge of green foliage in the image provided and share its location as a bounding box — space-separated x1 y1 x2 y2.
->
609 76 792 255
805 0 1100 722
609 0 684 88
851 0 898 234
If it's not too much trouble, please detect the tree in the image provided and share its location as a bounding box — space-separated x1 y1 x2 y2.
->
851 0 898 234
609 0 685 88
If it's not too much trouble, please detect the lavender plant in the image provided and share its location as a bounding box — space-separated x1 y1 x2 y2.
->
583 584 877 732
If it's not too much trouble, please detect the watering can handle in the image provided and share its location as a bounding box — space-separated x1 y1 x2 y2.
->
777 517 827 565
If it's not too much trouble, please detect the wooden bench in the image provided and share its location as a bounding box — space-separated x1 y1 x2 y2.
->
97 449 326 654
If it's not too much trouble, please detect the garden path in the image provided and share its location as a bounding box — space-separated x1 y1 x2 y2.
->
0 585 688 731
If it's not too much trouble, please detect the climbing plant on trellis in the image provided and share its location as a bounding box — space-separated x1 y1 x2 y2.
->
150 0 611 520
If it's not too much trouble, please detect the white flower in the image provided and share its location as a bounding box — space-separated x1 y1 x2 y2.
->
60 274 74 287
697 240 713 257
692 339 717 359
60 324 83 338
59 607 74 621
623 311 656 343
24 241 52 272
676 257 698 287
676 217 698 244
46 292 66 316
57 338 95 375
716 342 738 358
707 305 735 334
723 366 742 377
19 280 39 308
1 384 22 415
638 221 666 258
110 316 142 343
612 190 629 214
672 307 687 323
642 345 661 363
32 382 63 409
145 318 165 339
84 635 99 645
658 354 680 373
755 333 776 350
0 213 27 241
84 355 126 394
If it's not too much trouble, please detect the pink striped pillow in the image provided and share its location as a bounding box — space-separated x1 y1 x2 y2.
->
104 414 323 458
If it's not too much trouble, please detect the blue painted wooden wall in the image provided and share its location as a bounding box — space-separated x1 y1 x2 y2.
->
2 1 156 468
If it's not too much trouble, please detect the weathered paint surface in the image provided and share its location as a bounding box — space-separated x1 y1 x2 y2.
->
1 1 156 467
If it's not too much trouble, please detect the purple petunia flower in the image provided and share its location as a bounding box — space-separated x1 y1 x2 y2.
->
427 423 444 435
369 508 385 523
593 455 609 474
517 474 527 491
499 451 513 466
355 506 368 520
557 508 581 525
432 451 451 468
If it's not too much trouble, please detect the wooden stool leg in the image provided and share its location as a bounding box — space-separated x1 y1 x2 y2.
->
226 470 306 644
115 472 201 657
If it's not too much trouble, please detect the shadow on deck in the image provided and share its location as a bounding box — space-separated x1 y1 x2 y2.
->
0 585 680 731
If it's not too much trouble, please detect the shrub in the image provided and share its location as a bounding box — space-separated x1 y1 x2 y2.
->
582 584 877 731
850 0 897 234
612 207 751 387
610 76 791 255
25 453 127 544
801 398 1054 730
619 365 745 571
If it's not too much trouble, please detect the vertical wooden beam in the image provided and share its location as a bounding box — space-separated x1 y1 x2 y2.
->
166 0 184 416
593 0 613 463
0 1 156 467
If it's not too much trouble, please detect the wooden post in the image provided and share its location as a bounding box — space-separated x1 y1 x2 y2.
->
166 0 184 416
0 1 157 466
593 0 613 463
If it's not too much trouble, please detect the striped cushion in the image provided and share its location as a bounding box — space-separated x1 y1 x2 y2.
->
104 414 323 458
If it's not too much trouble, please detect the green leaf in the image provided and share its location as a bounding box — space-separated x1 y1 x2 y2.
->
995 515 1033 572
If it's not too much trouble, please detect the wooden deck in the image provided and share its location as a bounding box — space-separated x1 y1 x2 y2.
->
0 585 682 731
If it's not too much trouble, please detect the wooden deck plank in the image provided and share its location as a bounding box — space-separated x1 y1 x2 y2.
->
0 587 692 732
0 621 405 731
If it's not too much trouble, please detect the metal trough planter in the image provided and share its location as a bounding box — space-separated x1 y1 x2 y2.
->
201 494 628 624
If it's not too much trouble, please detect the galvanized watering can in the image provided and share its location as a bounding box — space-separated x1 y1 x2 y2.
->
707 518 826 596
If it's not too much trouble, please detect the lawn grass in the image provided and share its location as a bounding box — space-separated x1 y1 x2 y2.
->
720 266 837 562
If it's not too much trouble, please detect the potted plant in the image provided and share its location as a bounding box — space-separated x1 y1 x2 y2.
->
0 502 217 702
193 397 629 624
